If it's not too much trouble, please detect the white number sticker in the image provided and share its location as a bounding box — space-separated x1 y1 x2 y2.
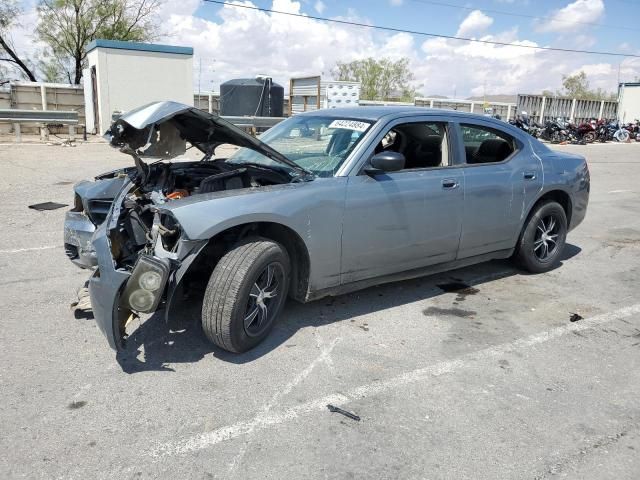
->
328 119 370 132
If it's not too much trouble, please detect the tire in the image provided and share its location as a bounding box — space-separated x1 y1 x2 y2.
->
515 201 568 274
616 130 630 143
202 237 290 353
583 131 596 143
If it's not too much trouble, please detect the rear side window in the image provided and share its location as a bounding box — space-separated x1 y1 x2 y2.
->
460 124 516 164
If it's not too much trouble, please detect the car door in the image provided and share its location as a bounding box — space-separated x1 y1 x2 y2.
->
340 117 464 284
455 120 542 259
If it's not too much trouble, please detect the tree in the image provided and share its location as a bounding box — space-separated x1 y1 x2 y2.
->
333 57 416 102
0 0 37 81
557 71 615 100
36 0 161 84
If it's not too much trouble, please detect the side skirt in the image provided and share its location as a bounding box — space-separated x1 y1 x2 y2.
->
305 248 514 302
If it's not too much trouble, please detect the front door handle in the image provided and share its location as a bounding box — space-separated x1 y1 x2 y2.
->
442 178 459 189
524 170 537 180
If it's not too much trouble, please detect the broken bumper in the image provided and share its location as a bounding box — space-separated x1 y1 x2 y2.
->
64 211 97 269
88 220 206 351
88 222 131 350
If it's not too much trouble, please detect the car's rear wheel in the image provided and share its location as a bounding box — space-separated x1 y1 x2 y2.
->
515 201 567 273
202 237 290 353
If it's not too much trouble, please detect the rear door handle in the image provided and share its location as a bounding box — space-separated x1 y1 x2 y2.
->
524 171 537 180
442 178 459 189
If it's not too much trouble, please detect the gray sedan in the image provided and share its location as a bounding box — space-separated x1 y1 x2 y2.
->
64 102 589 354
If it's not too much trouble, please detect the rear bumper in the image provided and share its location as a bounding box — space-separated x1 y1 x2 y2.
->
569 167 590 232
64 211 97 269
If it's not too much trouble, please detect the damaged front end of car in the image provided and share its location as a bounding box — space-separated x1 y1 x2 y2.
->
82 101 304 351
88 181 209 350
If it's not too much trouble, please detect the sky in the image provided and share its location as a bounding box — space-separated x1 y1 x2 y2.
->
5 0 640 98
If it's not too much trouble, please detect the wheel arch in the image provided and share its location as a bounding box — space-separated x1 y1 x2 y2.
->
517 188 573 245
184 221 311 302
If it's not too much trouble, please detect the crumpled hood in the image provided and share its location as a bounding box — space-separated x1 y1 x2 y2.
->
104 101 306 174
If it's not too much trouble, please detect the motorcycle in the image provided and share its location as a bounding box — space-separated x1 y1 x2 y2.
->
509 116 534 136
538 118 571 143
574 120 597 143
595 119 611 142
611 121 631 142
621 121 639 141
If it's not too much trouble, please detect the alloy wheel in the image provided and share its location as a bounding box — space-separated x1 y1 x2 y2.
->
243 262 285 337
533 215 560 261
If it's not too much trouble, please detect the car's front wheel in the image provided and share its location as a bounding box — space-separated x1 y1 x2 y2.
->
202 237 290 353
515 201 567 273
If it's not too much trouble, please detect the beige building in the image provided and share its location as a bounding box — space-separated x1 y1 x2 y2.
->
618 82 640 123
84 40 193 135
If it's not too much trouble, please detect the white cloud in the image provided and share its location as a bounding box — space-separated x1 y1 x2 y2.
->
4 0 639 98
314 0 325 14
536 0 605 33
389 0 404 6
456 10 494 37
162 0 638 98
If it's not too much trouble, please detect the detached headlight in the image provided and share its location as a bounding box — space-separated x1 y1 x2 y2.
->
121 255 170 313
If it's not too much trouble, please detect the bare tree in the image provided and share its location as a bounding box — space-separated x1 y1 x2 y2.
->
36 0 161 84
0 0 37 81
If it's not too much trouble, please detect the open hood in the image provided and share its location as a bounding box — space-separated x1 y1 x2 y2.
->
105 101 308 175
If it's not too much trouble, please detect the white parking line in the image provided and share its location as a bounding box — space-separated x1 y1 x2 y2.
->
149 303 640 458
0 245 60 254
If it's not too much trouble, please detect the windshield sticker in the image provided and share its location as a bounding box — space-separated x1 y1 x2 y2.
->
328 119 371 132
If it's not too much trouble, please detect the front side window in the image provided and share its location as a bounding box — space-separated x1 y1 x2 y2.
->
227 116 373 177
460 124 516 164
374 121 450 170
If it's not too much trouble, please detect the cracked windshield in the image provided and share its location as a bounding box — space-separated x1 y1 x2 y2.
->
227 116 372 177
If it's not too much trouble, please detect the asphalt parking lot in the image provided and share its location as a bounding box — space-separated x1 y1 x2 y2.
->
1 139 639 479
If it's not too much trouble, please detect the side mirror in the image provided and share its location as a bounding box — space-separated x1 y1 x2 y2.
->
365 151 405 175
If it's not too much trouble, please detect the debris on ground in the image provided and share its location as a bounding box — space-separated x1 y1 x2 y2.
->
28 201 67 211
569 313 584 322
327 404 361 421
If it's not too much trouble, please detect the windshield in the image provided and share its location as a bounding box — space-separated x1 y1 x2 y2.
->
226 115 373 177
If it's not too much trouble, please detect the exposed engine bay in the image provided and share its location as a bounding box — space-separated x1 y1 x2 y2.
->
108 159 290 269
98 102 307 270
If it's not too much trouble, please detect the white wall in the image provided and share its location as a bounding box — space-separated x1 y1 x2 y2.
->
618 85 640 123
87 48 193 134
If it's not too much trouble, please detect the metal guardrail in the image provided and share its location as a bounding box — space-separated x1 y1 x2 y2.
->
0 109 79 124
0 109 79 142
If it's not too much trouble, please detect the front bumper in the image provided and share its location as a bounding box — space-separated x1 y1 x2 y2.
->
87 215 207 351
88 222 131 350
64 211 97 269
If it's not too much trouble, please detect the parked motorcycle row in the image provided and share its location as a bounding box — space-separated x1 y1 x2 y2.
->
509 113 640 144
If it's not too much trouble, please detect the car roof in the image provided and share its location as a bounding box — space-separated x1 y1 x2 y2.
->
295 105 522 136
295 106 507 125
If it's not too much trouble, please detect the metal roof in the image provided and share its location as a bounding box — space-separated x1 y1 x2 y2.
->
86 39 193 56
295 105 502 122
